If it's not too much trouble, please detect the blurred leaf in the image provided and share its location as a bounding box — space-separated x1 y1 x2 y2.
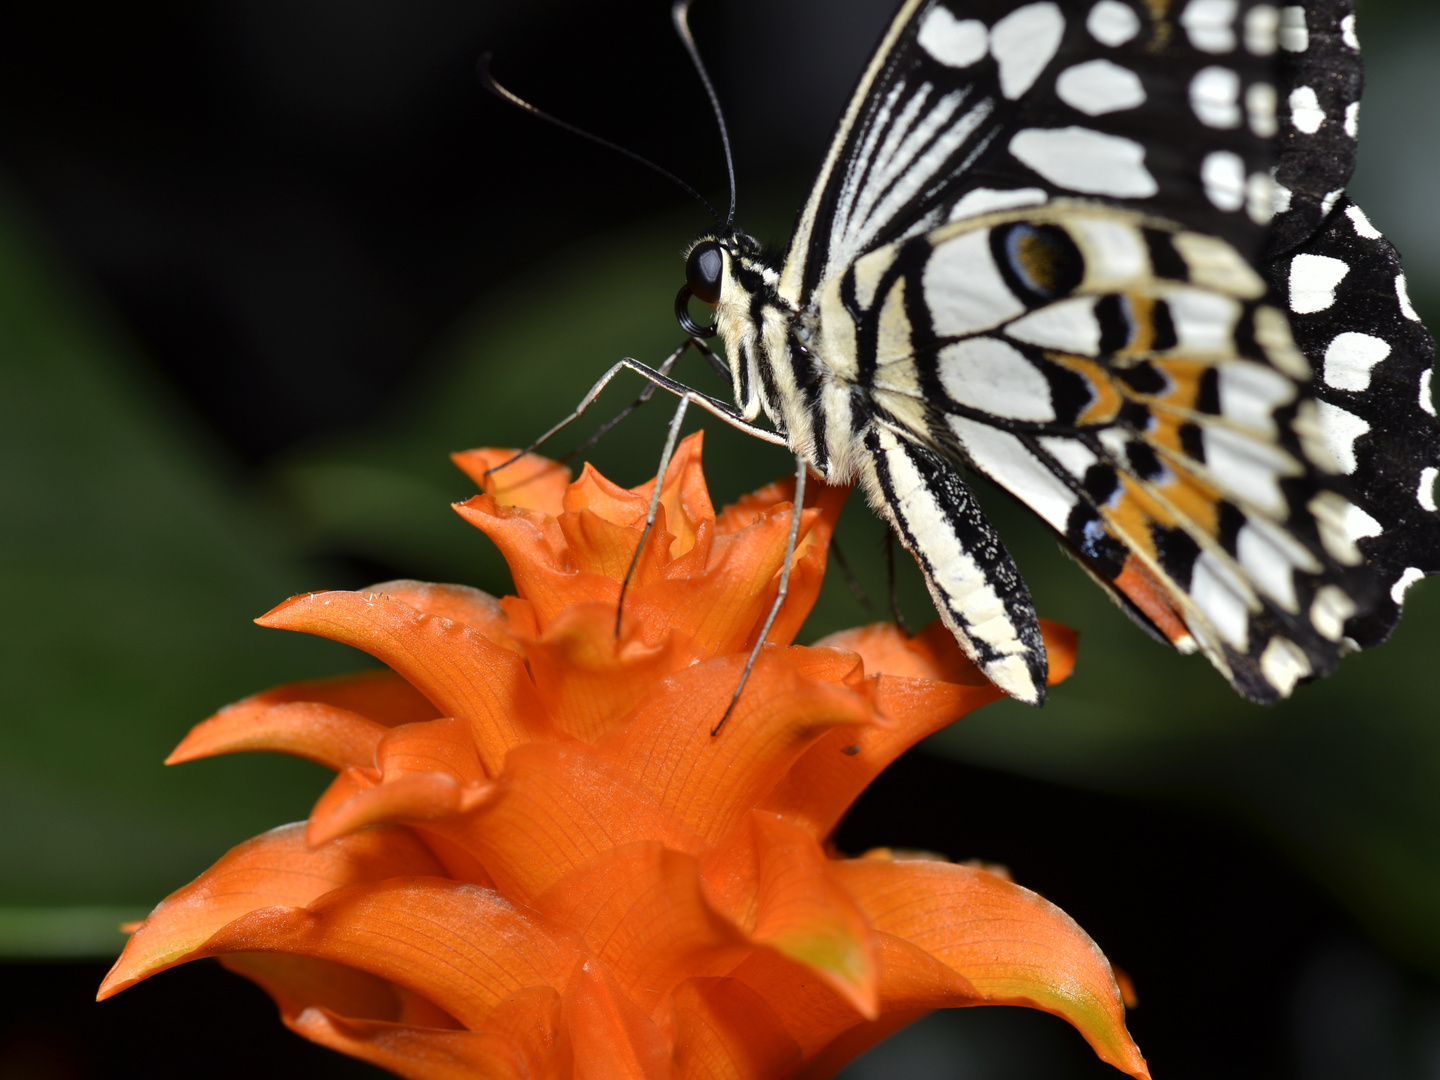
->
0 190 363 954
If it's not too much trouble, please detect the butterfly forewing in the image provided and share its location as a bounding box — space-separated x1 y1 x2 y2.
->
782 0 1284 308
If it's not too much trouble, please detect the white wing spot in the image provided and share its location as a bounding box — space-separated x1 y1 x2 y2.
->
1278 6 1308 51
1289 86 1325 134
1419 467 1438 512
1345 204 1380 239
917 8 989 68
1310 585 1355 642
938 338 1058 422
1037 436 1098 478
991 3 1067 100
1190 66 1242 128
1321 188 1343 216
1005 297 1104 355
1246 172 1277 224
924 229 1026 336
1272 180 1293 215
1340 13 1360 50
1181 0 1238 53
1244 4 1279 54
1201 150 1246 211
1259 637 1310 696
1421 368 1436 417
1344 101 1360 139
949 417 1077 531
1191 551 1251 649
1392 567 1426 605
1057 59 1147 116
1087 0 1141 46
1168 286 1241 353
1345 502 1383 543
1398 273 1421 322
1201 426 1295 515
1237 520 1313 610
1323 332 1391 392
1289 253 1349 314
1010 127 1157 197
948 186 1048 221
1317 400 1370 474
1219 360 1295 434
1246 82 1278 136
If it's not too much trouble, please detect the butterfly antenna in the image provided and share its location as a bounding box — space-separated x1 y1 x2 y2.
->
671 1 737 227
479 53 723 228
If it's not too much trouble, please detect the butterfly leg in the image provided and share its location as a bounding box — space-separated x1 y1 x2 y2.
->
883 529 912 636
561 338 732 463
712 454 807 736
503 354 786 476
616 391 691 634
862 426 1048 704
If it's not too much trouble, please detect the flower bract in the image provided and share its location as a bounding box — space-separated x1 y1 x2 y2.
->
100 433 1148 1080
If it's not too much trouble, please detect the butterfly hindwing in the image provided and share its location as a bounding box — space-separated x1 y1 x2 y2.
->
861 425 1049 702
827 201 1376 701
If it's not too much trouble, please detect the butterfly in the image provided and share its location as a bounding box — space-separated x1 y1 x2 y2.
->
499 0 1440 707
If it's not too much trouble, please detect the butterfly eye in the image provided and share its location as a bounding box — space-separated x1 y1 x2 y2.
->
686 241 725 304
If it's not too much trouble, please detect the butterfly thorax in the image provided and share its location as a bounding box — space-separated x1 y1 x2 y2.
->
691 229 871 486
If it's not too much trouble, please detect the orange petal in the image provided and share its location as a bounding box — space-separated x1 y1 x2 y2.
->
286 1008 536 1080
167 701 387 770
190 878 578 1031
193 668 442 733
599 650 872 847
629 507 823 657
734 477 850 649
670 977 801 1080
561 959 670 1080
218 951 462 1028
745 814 878 1020
453 497 613 626
767 620 1079 839
833 857 1149 1079
225 952 562 1080
759 676 999 841
534 842 747 1011
818 618 1077 686
363 580 520 651
308 771 494 847
452 448 572 516
257 591 549 775
523 604 701 743
622 430 713 559
98 824 446 998
722 933 971 1058
458 742 690 903
782 1008 930 1080
376 717 486 783
558 504 676 588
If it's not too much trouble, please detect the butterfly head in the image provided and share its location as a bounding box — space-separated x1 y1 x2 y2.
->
676 230 785 421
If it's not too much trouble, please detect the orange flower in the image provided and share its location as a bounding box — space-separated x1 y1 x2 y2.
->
99 433 1148 1080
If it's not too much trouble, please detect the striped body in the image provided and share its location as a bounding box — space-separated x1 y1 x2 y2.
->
679 0 1439 705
